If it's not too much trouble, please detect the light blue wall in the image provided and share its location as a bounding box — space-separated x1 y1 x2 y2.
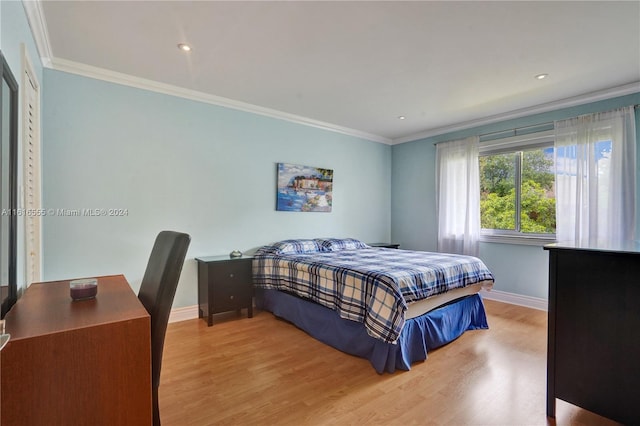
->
1 0 43 100
42 70 391 308
1 0 44 293
392 93 640 300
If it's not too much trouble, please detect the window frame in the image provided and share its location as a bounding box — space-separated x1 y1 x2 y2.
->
479 129 557 246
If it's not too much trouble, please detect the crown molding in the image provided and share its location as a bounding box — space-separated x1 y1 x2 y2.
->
21 0 53 67
20 0 390 144
393 81 640 145
48 57 392 145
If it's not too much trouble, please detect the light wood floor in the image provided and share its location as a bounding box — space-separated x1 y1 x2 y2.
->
159 300 622 426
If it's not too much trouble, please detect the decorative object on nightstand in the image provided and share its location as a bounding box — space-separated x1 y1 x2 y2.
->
229 250 243 258
195 255 254 326
368 243 400 249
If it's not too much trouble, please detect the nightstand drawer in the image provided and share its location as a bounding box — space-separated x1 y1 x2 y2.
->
212 282 242 311
210 262 251 286
212 277 251 312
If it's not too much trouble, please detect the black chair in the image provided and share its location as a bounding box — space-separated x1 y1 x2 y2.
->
138 230 191 426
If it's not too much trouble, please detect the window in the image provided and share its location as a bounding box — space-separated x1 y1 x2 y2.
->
479 130 556 244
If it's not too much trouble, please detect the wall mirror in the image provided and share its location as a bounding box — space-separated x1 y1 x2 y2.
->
1 51 18 318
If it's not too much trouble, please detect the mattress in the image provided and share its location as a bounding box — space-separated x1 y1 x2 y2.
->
405 280 493 319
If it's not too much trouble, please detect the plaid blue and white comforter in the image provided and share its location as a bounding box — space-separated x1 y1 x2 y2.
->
253 246 494 344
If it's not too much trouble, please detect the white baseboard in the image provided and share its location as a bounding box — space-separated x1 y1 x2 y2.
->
168 290 548 323
481 289 548 311
168 305 200 323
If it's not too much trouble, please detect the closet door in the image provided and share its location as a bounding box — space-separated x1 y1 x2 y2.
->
22 46 42 287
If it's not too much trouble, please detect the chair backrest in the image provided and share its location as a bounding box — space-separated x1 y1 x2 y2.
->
138 230 191 388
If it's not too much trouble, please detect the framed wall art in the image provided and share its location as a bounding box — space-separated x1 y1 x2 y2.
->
276 163 333 212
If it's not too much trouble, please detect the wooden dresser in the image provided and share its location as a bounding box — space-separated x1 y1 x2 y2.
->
544 241 640 424
0 275 152 426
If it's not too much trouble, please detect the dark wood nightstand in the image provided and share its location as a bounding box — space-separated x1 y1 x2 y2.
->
195 255 253 326
368 243 400 249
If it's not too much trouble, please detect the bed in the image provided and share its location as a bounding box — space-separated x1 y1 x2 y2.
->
252 238 494 373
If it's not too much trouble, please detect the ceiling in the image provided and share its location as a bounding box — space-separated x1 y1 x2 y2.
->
33 1 640 143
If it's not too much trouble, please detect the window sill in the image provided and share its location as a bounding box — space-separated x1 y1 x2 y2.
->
480 234 556 247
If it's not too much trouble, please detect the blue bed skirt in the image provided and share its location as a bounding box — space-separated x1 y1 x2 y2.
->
255 288 489 374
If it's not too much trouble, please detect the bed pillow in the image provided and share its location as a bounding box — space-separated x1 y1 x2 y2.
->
267 239 324 255
318 238 369 251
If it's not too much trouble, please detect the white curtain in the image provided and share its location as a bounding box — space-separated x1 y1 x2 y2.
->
554 106 636 243
436 136 481 256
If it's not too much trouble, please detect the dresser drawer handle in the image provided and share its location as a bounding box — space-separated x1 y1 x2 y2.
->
229 295 234 300
229 273 234 278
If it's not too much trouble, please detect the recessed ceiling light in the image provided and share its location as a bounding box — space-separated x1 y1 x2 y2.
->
535 73 548 80
178 43 192 52
398 116 406 120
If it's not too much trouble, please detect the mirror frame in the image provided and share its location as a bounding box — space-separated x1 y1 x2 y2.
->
0 50 18 318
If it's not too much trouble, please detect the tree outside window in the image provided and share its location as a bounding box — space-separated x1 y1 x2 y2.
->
480 147 556 235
